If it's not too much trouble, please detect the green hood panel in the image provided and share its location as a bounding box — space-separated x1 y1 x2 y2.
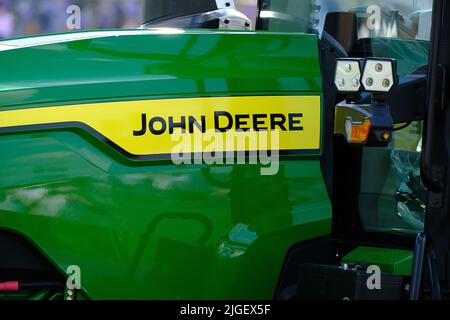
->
0 29 330 299
0 142 331 299
0 29 322 109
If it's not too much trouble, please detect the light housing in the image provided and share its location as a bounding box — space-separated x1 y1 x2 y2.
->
335 102 393 147
361 58 398 93
334 58 364 93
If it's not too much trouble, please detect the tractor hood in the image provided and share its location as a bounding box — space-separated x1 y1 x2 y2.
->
0 29 322 109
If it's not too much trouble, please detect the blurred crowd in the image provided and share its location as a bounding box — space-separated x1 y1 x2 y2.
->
0 0 144 39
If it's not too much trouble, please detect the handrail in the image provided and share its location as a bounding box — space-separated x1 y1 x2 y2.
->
420 0 445 193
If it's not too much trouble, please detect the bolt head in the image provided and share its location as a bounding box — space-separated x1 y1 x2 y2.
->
366 77 374 86
383 79 391 87
338 78 345 87
352 78 360 87
375 63 383 72
345 63 352 72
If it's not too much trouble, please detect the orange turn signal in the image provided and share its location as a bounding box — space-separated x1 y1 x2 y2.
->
345 118 372 143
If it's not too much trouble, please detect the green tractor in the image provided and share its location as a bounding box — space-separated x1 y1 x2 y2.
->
0 0 448 300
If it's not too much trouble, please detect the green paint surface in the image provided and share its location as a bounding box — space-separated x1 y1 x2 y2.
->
0 29 331 299
0 29 322 109
342 246 413 276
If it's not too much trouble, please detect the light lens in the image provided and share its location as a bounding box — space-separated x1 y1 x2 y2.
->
334 59 362 93
362 59 396 93
345 118 372 143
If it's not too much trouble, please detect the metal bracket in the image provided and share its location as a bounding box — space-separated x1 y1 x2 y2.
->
216 1 252 30
217 9 252 30
216 0 236 9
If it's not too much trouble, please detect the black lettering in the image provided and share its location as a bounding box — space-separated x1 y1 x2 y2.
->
169 116 186 134
214 111 233 132
133 113 147 136
270 114 287 131
289 113 303 131
253 114 267 131
149 117 167 135
189 116 206 133
235 114 250 131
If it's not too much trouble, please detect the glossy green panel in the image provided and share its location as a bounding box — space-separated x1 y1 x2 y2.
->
0 29 322 109
341 246 413 276
0 29 330 299
0 131 331 299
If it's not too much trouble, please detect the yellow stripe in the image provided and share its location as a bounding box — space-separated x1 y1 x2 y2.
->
0 96 321 156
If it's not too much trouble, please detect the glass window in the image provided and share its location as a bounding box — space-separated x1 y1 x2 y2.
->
260 1 433 74
259 0 433 39
359 122 425 235
258 0 314 33
316 0 433 40
351 2 432 236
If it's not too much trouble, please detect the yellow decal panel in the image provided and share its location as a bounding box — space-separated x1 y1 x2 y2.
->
0 96 321 158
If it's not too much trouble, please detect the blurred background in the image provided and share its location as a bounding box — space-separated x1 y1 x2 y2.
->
0 0 144 39
0 0 257 40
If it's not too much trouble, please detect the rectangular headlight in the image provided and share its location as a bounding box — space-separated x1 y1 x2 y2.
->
362 58 398 93
334 58 364 93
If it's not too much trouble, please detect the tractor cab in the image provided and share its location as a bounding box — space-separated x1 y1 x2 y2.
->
0 0 449 301
148 0 444 299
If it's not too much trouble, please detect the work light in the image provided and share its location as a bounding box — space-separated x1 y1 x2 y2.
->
334 58 364 93
361 58 397 94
